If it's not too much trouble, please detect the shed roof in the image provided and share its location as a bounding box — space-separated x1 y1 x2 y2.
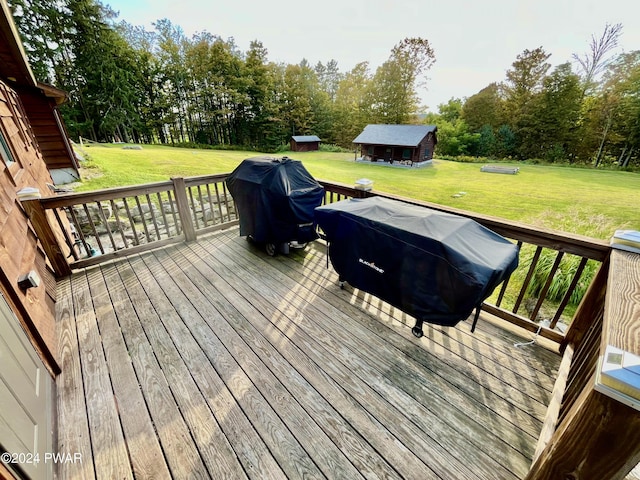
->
353 124 437 147
292 135 321 143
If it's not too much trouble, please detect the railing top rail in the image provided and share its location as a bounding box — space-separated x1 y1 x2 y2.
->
38 173 232 209
603 250 640 355
318 179 610 262
40 180 175 208
183 173 229 187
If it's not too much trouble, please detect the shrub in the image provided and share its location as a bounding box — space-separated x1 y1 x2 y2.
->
520 247 599 305
319 143 351 153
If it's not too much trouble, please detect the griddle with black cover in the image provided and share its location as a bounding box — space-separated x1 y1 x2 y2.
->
225 156 325 255
315 197 519 337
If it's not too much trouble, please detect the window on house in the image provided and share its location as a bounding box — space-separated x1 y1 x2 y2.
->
424 148 431 159
402 148 411 160
0 130 15 166
367 146 374 155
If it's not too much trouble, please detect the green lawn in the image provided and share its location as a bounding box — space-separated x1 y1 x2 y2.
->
76 144 639 240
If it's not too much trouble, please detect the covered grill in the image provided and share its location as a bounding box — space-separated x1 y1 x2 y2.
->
315 197 519 336
226 156 324 255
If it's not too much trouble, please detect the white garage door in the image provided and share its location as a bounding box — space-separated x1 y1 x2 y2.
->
0 293 53 480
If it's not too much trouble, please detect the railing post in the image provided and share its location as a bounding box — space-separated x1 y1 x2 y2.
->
171 177 197 242
527 250 640 479
525 386 640 480
22 199 72 277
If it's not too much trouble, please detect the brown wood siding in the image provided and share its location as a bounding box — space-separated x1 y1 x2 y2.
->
15 85 78 171
290 140 320 152
360 144 420 163
419 132 437 160
0 79 62 373
360 133 436 162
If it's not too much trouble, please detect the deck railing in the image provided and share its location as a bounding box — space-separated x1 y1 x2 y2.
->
524 250 640 479
22 174 238 275
25 174 608 342
22 173 640 478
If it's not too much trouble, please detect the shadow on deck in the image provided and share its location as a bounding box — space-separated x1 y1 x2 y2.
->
55 226 560 479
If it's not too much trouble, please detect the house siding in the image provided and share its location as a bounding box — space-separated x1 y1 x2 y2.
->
420 132 437 160
355 125 437 163
0 79 61 373
290 139 320 152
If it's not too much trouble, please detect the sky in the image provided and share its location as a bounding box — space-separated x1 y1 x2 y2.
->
104 0 640 112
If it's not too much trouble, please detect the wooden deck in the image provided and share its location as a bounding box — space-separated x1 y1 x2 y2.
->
55 226 560 480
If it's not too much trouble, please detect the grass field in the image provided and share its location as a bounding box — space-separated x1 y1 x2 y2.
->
76 144 639 240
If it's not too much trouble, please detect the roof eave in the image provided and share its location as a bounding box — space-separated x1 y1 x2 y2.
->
0 0 37 87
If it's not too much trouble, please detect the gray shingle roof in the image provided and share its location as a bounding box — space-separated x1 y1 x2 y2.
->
291 135 321 142
352 124 437 147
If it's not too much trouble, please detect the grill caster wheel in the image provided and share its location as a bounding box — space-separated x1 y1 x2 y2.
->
412 319 424 338
265 243 277 256
339 280 345 289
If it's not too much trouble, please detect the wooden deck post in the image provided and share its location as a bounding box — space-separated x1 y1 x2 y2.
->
525 385 640 480
527 250 640 480
22 199 72 278
171 177 197 242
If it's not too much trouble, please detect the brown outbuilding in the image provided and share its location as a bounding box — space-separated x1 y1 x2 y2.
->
290 135 321 152
353 124 437 164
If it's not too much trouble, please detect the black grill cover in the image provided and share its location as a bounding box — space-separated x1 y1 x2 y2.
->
226 156 325 244
315 197 519 326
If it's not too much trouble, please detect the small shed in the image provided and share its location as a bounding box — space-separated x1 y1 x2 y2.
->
353 124 438 164
290 135 321 152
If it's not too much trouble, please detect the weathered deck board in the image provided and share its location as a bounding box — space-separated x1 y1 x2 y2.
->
265 240 556 434
55 277 96 480
192 237 517 479
84 267 171 479
205 234 543 479
159 243 430 480
104 256 210 479
56 227 560 479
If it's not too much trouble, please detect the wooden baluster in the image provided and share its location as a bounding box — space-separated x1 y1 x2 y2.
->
109 199 128 249
550 256 589 329
145 194 162 240
195 185 207 227
81 203 104 254
529 251 564 322
187 186 201 230
205 184 216 225
121 197 140 246
52 208 79 261
156 192 171 237
166 190 181 235
513 246 542 315
213 183 225 224
221 182 233 222
133 196 152 242
96 200 117 253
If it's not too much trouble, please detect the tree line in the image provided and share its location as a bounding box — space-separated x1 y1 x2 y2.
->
428 24 639 167
7 0 640 166
7 0 434 151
